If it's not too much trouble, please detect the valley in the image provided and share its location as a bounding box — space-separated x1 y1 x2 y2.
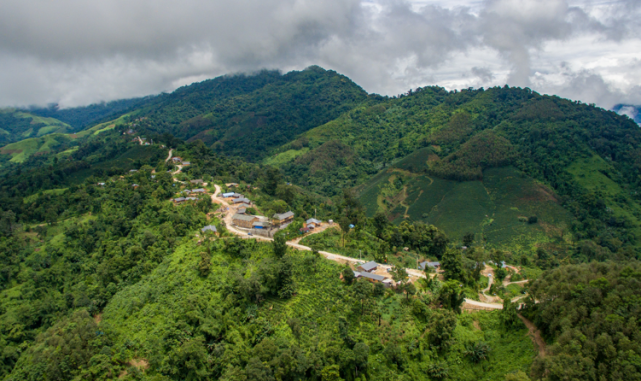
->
0 67 640 381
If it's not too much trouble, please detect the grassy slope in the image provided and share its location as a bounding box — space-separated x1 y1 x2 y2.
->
0 114 129 165
0 109 71 141
101 237 535 380
358 163 572 252
567 154 641 239
0 134 73 163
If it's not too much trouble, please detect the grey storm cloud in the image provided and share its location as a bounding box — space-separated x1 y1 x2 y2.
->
0 0 639 108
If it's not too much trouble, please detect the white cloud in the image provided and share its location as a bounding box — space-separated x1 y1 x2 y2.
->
0 0 639 108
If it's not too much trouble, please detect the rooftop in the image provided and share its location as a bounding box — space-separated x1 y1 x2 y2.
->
273 211 295 220
201 225 217 233
357 272 386 282
232 214 258 222
359 261 379 272
306 218 322 224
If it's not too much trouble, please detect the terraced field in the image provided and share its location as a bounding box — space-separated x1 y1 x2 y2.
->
359 164 572 251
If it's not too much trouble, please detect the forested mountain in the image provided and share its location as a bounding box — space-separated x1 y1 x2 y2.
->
26 96 157 131
0 66 641 380
0 109 71 145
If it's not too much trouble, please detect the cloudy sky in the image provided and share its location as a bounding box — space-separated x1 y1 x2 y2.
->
0 0 639 109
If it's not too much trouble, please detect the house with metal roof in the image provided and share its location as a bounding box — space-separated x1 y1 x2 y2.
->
233 197 251 204
273 211 295 226
237 207 246 214
419 261 441 270
358 272 386 283
252 221 271 229
305 218 322 229
182 161 191 166
222 192 235 198
172 157 182 162
173 197 186 203
232 214 259 229
357 261 379 273
190 179 203 184
191 188 206 193
201 225 218 234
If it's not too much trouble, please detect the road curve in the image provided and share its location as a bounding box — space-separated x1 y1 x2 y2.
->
208 184 507 309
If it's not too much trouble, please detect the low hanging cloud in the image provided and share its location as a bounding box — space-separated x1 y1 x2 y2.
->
0 0 639 109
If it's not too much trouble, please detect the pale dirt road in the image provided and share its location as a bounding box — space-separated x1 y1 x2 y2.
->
518 314 547 357
206 184 507 308
165 149 173 162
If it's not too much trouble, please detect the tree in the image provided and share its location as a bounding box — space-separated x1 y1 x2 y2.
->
320 364 342 381
389 266 408 286
273 234 287 258
441 249 466 282
264 167 283 196
427 310 457 352
338 216 351 247
465 341 491 363
501 298 519 328
353 342 369 377
438 280 465 313
0 210 17 237
372 211 388 238
342 267 355 285
198 251 211 277
462 232 474 247
403 282 416 301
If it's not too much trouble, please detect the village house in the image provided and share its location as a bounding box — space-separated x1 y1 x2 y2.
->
419 261 440 271
190 179 204 185
233 197 251 205
252 221 271 229
237 207 247 214
182 161 191 166
172 157 182 163
173 197 186 203
353 271 386 284
201 225 218 235
221 192 235 198
97 182 105 186
304 218 322 229
232 214 259 229
191 188 206 194
357 261 378 273
226 183 239 187
272 211 295 226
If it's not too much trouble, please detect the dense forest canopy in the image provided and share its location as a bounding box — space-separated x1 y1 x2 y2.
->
0 66 640 380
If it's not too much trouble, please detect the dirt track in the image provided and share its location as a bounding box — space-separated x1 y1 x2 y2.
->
208 184 507 308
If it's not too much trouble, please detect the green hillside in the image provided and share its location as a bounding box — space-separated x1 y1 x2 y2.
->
2 67 641 380
0 109 71 145
266 86 641 256
0 133 73 164
128 66 369 159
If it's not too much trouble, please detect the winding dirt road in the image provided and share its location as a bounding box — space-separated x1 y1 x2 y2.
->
207 184 507 308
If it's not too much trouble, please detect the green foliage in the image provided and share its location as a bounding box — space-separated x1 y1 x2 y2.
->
427 309 458 352
438 280 466 313
464 341 491 363
272 234 287 258
441 249 466 282
527 261 641 380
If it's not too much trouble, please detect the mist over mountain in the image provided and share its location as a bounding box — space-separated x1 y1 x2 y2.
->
1 66 641 381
